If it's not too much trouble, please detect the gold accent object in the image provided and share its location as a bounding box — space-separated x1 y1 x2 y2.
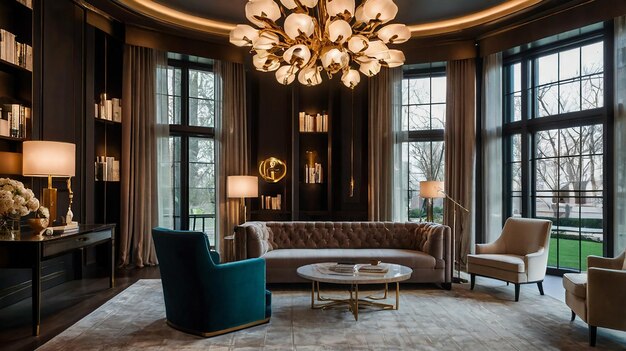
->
42 175 57 224
229 0 409 88
166 317 270 338
310 280 400 321
258 157 287 183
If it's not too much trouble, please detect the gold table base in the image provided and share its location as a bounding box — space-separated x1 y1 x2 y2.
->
310 281 400 321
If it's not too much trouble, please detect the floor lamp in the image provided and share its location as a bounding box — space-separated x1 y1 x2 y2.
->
227 175 259 224
440 190 470 284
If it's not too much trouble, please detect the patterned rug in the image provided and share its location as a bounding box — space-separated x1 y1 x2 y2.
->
38 279 626 350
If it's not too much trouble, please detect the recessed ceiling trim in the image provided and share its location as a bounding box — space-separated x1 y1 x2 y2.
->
115 0 543 39
115 0 236 36
408 0 543 37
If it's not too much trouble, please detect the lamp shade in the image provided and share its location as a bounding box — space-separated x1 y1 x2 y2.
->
22 141 76 177
420 181 444 198
227 176 259 198
0 151 22 175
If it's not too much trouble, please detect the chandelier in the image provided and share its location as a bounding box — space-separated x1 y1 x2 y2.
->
229 0 409 89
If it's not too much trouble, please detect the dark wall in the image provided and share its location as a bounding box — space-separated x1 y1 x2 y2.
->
0 0 98 309
248 71 369 221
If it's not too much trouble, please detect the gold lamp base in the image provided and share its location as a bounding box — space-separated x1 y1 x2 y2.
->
42 176 57 224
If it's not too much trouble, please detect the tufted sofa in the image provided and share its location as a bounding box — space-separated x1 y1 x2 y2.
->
234 222 451 285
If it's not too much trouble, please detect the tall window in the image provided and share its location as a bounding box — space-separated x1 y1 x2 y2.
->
160 58 217 246
401 64 446 222
503 31 608 272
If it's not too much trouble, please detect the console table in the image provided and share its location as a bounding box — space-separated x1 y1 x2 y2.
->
0 224 115 336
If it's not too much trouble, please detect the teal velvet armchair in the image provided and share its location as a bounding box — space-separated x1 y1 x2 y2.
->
152 228 271 337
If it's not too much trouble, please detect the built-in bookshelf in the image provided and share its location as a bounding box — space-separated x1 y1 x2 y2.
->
89 26 123 231
0 0 33 152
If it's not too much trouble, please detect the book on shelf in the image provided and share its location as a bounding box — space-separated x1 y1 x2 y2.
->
304 163 323 184
96 94 122 122
95 156 120 181
0 104 30 138
260 194 282 210
298 112 328 132
0 28 33 71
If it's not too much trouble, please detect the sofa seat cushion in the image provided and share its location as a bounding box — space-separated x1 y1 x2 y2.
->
467 254 526 273
262 248 436 271
563 273 587 299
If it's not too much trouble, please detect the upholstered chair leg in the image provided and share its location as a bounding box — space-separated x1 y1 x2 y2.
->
470 274 475 290
571 310 576 322
589 325 597 347
537 281 544 295
441 283 452 290
514 284 520 302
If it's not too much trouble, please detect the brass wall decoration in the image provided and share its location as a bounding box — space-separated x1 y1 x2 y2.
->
259 157 287 183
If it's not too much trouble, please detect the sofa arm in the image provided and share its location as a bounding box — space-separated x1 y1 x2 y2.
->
588 250 625 270
421 224 451 283
235 222 272 260
524 248 548 282
587 267 626 331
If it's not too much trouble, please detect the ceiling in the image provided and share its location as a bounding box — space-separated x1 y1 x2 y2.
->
151 0 508 26
110 0 544 38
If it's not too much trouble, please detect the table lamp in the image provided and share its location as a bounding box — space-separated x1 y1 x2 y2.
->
22 141 76 224
419 181 445 222
227 175 258 224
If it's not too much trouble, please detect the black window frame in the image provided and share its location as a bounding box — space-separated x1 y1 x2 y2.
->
402 65 446 221
502 25 614 275
167 58 217 240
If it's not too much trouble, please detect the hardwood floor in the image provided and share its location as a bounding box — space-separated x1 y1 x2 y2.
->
0 266 160 351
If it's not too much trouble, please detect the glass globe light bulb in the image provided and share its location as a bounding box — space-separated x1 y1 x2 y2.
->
341 69 361 89
253 31 280 50
276 65 299 85
328 20 352 44
321 48 349 74
229 25 259 47
283 44 312 68
280 0 318 9
347 35 369 54
362 0 398 24
359 60 381 77
377 24 411 44
298 66 323 86
326 0 355 19
246 0 282 27
253 52 281 72
383 49 405 68
284 13 316 39
364 40 390 60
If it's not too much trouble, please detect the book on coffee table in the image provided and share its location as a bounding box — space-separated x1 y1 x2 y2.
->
357 264 389 274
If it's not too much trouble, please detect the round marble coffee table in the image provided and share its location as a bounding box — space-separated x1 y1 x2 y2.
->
296 262 413 320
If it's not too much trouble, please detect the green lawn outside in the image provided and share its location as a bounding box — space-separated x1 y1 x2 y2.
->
548 237 603 271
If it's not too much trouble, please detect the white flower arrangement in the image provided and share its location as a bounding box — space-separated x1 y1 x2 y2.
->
0 178 40 218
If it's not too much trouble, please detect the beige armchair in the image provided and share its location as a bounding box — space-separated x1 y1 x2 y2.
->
563 251 626 347
467 217 552 301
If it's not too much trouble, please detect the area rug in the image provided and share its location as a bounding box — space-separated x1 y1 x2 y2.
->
38 279 626 350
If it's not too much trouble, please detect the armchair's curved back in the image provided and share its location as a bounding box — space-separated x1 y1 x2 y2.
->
152 228 216 325
500 218 552 256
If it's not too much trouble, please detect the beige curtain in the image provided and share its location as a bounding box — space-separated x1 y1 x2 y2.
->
481 53 504 244
615 15 626 255
444 59 476 270
216 61 248 257
120 45 167 267
368 67 402 221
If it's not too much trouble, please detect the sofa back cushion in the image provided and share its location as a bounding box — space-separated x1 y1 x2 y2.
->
256 222 437 251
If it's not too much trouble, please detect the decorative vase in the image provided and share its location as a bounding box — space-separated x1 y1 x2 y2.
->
0 216 21 240
28 218 49 233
